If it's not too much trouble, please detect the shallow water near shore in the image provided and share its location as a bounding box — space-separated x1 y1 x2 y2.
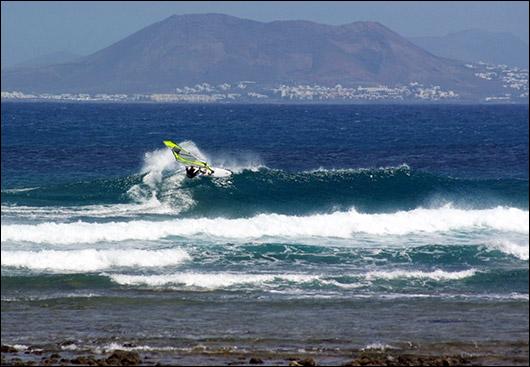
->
1 103 528 365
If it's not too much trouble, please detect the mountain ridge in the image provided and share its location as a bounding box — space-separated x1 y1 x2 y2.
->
1 13 525 102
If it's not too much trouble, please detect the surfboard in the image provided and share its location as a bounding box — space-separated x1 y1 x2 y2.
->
208 167 232 178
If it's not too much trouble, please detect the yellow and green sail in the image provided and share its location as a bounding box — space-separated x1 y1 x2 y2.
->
163 140 213 173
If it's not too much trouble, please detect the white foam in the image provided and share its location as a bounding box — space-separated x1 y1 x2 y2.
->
126 147 194 213
2 205 527 244
365 269 477 281
108 270 477 290
1 293 101 302
361 343 396 351
473 293 529 300
210 152 265 173
1 187 39 193
11 345 29 351
96 343 209 354
109 272 319 289
488 240 529 260
0 344 39 352
306 163 411 175
1 197 174 220
1 248 190 272
61 344 78 351
140 148 178 181
1 148 193 221
320 279 364 289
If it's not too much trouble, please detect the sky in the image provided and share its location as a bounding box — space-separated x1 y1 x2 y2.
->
2 1 529 67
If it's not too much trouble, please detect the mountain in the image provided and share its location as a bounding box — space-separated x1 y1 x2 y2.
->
409 29 529 68
0 14 515 100
3 51 82 71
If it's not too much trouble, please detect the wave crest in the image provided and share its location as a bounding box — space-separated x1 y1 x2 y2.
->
2 205 527 244
487 240 529 260
108 268 478 290
365 269 477 281
1 249 190 272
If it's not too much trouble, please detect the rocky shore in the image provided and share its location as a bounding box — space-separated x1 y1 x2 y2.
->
2 342 529 366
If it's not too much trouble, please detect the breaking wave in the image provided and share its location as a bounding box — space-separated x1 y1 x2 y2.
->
1 249 190 272
486 240 529 261
2 205 527 244
108 269 477 290
365 269 478 281
108 272 320 290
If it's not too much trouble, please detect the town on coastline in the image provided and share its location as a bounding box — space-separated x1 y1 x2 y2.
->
2 62 528 104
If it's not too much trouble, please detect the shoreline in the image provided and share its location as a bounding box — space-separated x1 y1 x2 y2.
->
2 340 529 366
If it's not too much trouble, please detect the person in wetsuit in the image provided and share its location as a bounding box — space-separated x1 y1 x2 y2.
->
186 166 200 178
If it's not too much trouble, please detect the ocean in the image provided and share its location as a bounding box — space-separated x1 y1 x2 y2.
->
1 103 528 365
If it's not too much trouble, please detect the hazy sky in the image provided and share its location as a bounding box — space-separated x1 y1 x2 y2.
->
2 1 529 66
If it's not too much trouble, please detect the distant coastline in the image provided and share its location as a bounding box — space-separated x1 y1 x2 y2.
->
2 61 528 105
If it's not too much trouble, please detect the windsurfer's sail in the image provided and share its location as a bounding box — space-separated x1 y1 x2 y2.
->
163 140 213 173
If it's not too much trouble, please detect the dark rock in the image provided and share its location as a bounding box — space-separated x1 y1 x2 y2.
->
9 358 24 366
105 350 141 366
122 343 136 348
49 353 61 359
344 354 473 366
1 345 18 353
299 358 316 366
41 359 58 366
71 356 98 365
249 357 264 364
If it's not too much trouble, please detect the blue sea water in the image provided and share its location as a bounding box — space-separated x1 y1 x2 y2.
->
1 103 528 362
